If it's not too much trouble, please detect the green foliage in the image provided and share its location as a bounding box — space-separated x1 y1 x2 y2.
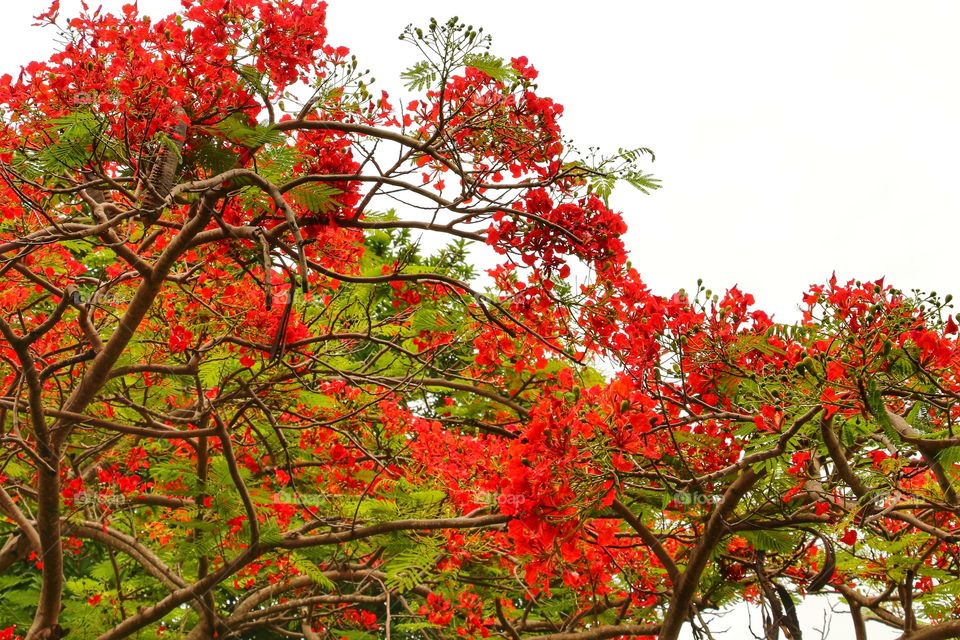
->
740 529 797 553
0 571 39 627
156 131 184 165
576 146 661 204
400 60 437 92
190 138 242 175
38 111 111 172
258 144 299 184
288 552 336 590
205 113 283 148
382 539 443 592
463 52 518 83
287 181 342 214
329 630 376 640
936 445 960 466
237 64 271 101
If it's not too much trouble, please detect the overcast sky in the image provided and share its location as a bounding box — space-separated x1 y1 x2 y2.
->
344 2 960 326
1 2 952 636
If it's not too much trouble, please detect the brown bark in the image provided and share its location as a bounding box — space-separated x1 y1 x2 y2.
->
659 468 761 640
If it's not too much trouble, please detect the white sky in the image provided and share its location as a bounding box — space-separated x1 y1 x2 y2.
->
324 1 960 324
2 1 947 637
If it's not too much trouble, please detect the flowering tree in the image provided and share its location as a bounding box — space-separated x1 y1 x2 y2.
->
0 2 958 640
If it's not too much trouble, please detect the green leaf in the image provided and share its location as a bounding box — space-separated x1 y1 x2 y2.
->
463 52 518 83
39 111 106 171
260 145 299 184
198 359 225 389
865 380 899 442
383 541 443 592
588 174 616 205
619 146 657 163
409 308 445 333
156 131 183 164
207 113 282 148
624 170 662 195
401 61 437 92
85 247 117 270
288 182 342 214
936 445 960 466
330 631 376 640
237 63 270 99
192 139 241 175
288 552 336 590
741 529 797 553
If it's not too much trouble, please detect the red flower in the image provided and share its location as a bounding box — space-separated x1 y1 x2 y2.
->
825 360 845 382
821 387 841 418
868 450 890 468
788 451 811 475
946 315 958 335
168 325 192 353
